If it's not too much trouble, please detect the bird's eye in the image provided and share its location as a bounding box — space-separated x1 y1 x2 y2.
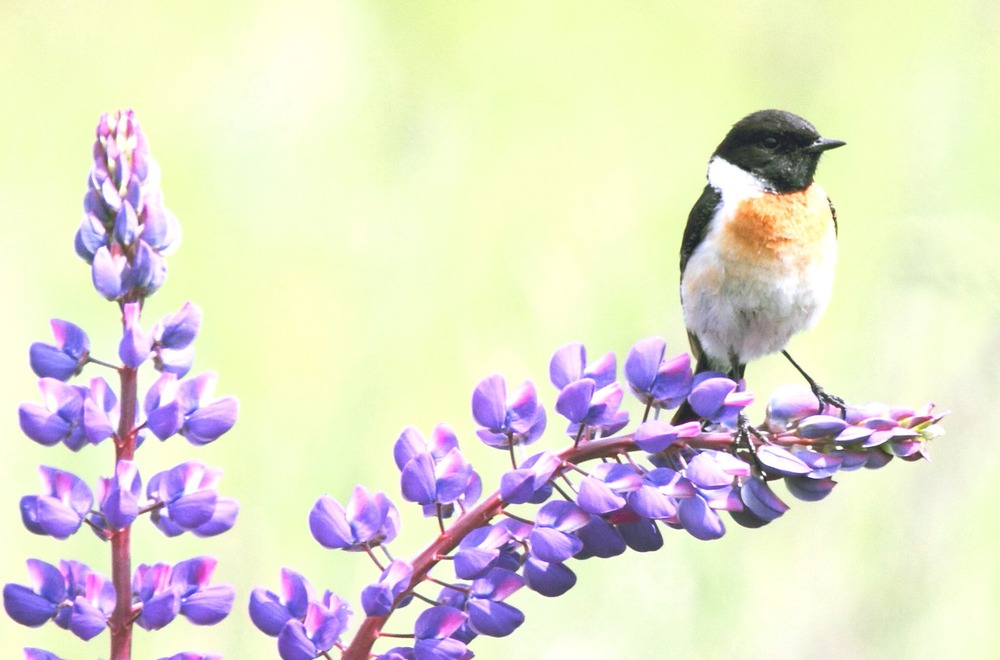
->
761 136 779 149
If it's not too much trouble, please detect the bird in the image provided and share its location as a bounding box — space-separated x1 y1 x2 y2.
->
672 109 845 425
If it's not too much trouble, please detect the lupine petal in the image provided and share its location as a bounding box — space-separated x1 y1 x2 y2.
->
193 497 239 537
522 558 576 597
277 619 318 660
2 583 58 627
138 589 181 630
617 517 664 552
549 343 585 389
400 453 437 505
309 495 352 549
414 605 467 640
69 597 108 640
182 397 238 445
181 584 235 625
528 527 582 563
18 403 71 446
157 302 202 349
471 374 507 430
576 476 626 515
554 378 595 424
467 599 523 637
248 588 292 637
677 495 726 540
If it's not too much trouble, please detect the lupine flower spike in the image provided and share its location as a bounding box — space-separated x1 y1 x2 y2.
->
252 335 945 659
5 110 238 659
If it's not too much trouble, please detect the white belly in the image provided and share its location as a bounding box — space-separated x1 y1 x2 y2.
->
682 243 835 370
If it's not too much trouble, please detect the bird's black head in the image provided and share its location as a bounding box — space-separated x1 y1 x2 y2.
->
713 109 845 193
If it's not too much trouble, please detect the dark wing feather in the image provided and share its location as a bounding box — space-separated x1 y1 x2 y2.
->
679 185 722 274
827 196 838 238
678 185 722 370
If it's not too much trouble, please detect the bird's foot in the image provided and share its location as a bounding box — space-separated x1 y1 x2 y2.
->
734 411 766 452
811 384 847 419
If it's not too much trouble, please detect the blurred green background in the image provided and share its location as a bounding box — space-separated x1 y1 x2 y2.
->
2 1 998 658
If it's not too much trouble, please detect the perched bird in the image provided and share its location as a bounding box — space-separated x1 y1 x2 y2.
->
673 109 845 424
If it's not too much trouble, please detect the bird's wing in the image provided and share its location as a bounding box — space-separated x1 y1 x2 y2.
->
678 184 722 368
828 195 838 238
679 185 722 274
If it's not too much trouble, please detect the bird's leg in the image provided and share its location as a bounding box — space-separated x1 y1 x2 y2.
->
734 412 768 476
781 350 846 418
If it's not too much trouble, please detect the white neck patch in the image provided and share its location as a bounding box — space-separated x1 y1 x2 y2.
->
706 156 769 203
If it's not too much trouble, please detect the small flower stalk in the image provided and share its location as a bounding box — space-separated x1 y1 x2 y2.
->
252 338 946 659
5 110 238 660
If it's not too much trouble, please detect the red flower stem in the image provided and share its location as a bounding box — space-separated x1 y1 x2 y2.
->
342 431 738 659
109 363 139 660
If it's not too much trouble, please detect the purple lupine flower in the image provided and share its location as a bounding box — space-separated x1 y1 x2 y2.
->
554 377 630 437
522 556 577 597
624 336 694 409
736 475 790 526
360 560 413 616
249 569 316 637
574 514 627 559
20 466 93 539
575 465 636 516
158 654 222 660
119 302 153 367
471 374 547 449
309 485 400 551
377 649 415 660
785 475 838 501
151 302 202 377
549 343 630 437
25 649 68 660
633 419 702 453
635 466 694 509
686 373 754 427
528 500 590 563
82 376 119 444
170 556 235 626
756 445 812 476
434 587 477 644
676 492 727 541
95 459 142 530
498 449 560 504
134 557 235 630
134 563 179 630
394 424 481 516
146 461 238 537
144 372 238 445
3 559 66 627
549 342 617 390
66 568 115 640
764 383 833 432
668 450 751 541
276 592 351 660
76 110 181 298
412 605 471 660
454 524 516 580
18 378 89 450
3 559 115 640
29 319 91 381
466 568 525 637
251 570 351 660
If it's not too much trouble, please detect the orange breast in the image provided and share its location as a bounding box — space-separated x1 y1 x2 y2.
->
718 184 834 266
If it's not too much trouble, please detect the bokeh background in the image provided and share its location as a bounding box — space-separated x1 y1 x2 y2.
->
2 1 998 658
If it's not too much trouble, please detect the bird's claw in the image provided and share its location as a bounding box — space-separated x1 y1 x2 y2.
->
812 386 847 419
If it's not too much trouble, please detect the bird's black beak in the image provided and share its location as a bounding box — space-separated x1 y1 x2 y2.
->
804 136 846 153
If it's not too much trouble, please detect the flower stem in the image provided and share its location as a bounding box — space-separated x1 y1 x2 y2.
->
342 430 741 658
109 363 139 659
